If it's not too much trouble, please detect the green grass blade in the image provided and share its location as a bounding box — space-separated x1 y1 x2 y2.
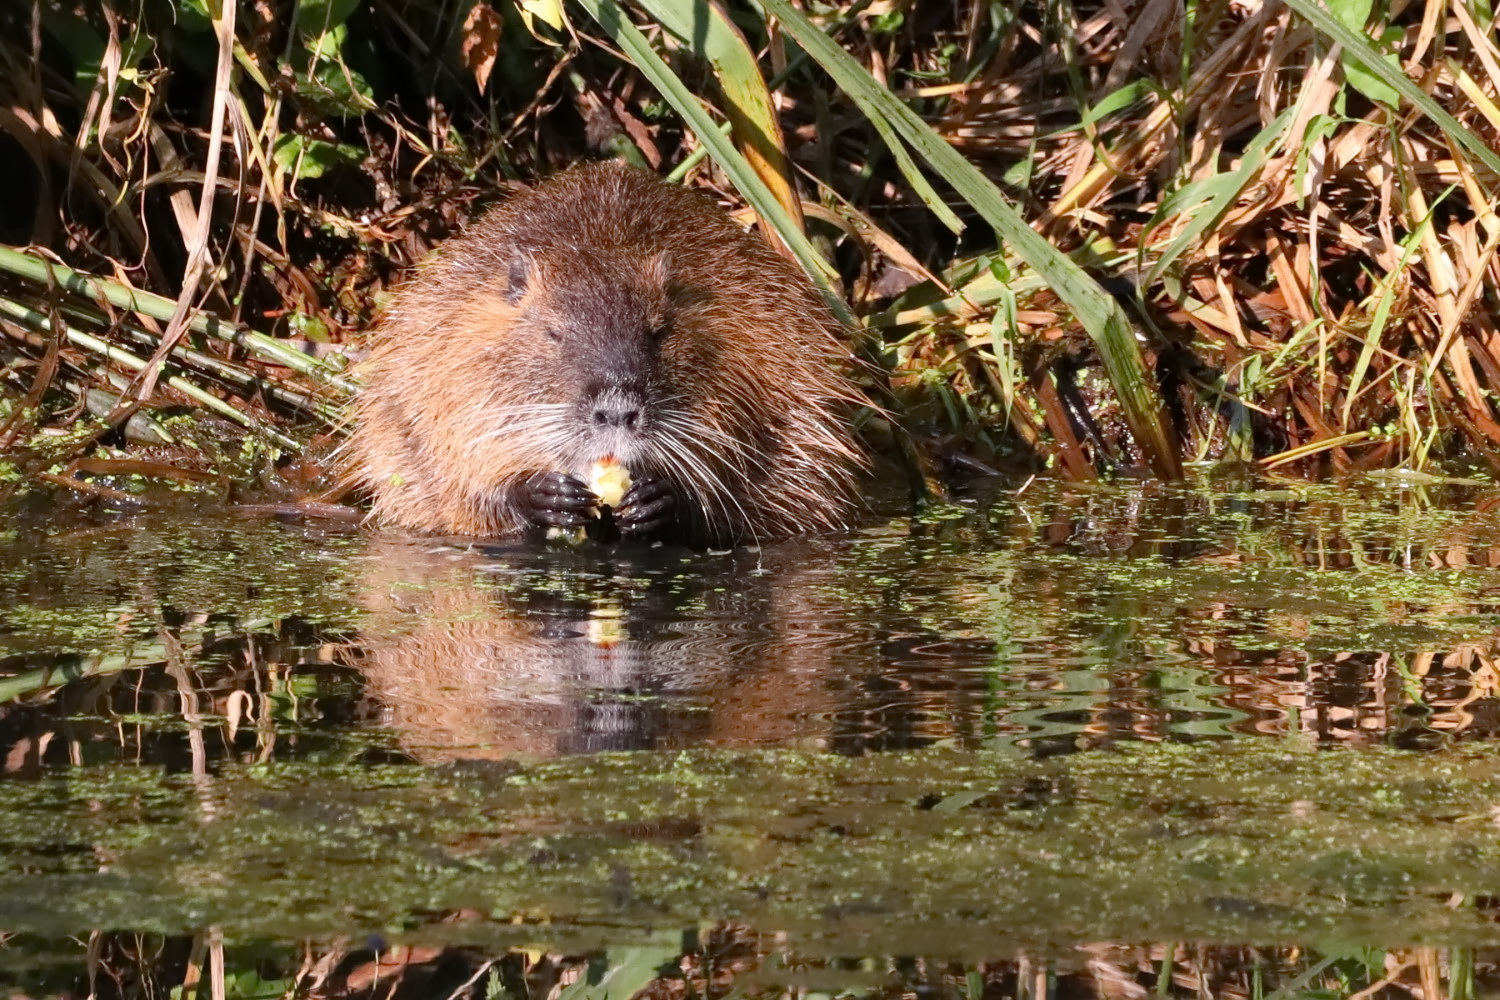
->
1282 0 1500 177
572 0 855 327
755 0 1182 477
633 0 804 227
862 102 965 234
1145 106 1295 286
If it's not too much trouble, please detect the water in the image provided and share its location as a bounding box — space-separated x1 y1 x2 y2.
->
5 477 1500 997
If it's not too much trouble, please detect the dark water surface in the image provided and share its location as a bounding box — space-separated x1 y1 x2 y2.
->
6 477 1500 997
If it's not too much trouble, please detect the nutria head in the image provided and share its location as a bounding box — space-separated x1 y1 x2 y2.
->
350 162 865 544
494 247 678 476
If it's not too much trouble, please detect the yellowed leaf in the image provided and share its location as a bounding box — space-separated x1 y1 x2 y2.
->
639 1 805 249
517 0 567 35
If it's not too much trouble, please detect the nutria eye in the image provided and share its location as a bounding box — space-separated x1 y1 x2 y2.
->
544 326 562 342
648 325 669 342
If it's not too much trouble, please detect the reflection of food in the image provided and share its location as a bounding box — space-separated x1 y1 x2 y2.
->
354 538 869 761
588 459 631 510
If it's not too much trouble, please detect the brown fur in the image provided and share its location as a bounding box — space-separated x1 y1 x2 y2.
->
348 162 864 544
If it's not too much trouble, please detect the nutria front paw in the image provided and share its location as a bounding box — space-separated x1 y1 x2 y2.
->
615 475 676 536
521 472 598 528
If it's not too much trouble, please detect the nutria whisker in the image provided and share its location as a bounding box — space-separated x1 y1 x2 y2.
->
653 409 759 464
642 423 731 519
645 419 754 539
466 405 574 447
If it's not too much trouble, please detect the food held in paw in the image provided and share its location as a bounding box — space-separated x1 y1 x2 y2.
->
589 459 632 510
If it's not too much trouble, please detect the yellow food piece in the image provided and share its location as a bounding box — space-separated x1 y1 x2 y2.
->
589 460 632 509
587 606 625 647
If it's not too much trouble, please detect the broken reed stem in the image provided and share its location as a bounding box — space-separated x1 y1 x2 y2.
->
0 246 357 394
76 304 342 422
0 295 302 452
133 0 238 403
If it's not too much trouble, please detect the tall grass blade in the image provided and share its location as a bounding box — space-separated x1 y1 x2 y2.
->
1145 108 1294 286
574 0 854 326
754 0 1182 477
637 0 805 234
134 0 236 403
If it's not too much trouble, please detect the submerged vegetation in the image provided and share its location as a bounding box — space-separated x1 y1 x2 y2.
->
0 0 1498 500
13 744 1500 949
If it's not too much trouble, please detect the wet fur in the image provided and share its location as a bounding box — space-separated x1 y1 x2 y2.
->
349 162 864 544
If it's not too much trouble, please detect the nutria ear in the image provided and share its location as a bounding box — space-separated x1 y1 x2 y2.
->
643 250 670 285
647 251 692 308
505 253 532 304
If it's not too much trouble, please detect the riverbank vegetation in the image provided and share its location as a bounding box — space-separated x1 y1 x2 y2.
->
0 0 1497 503
15 923 1500 999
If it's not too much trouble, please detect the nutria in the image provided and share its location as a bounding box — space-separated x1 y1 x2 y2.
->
349 161 864 545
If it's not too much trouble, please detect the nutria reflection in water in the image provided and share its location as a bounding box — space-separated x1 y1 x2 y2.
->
348 162 867 547
354 539 878 760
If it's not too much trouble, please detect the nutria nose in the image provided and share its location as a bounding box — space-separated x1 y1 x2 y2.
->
592 404 640 429
590 388 643 430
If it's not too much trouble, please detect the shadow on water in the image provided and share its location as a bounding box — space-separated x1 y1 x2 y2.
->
6 478 1500 995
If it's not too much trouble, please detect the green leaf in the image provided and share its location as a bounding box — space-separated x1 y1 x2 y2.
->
1322 0 1373 33
295 0 362 36
1146 106 1295 286
1079 79 1152 129
294 23 376 115
225 970 293 1000
557 950 681 1000
1322 0 1402 105
38 9 106 91
1341 26 1404 107
176 0 214 32
929 790 988 813
1282 0 1500 176
751 0 1182 478
859 99 965 235
271 134 364 179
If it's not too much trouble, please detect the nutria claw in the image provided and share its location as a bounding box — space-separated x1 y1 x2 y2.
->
521 472 597 528
615 475 675 536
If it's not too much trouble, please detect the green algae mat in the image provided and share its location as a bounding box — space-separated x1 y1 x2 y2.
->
4 743 1500 956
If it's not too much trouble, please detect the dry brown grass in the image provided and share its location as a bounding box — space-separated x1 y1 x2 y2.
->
0 0 1496 502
